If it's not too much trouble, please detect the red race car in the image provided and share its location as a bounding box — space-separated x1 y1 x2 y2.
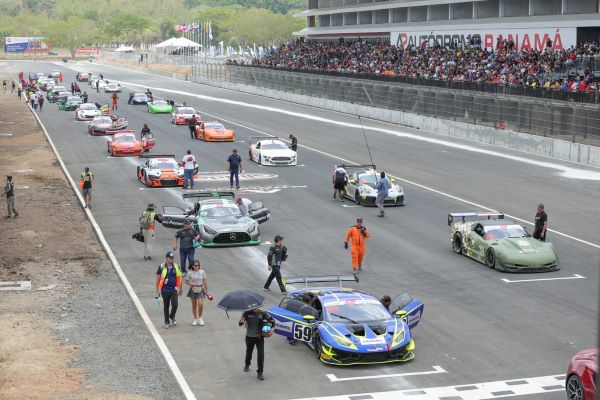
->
136 154 198 187
171 106 201 125
107 131 145 156
566 348 598 400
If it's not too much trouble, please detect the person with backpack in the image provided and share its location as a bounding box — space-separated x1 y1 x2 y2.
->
375 171 391 217
156 251 183 329
332 165 348 201
139 203 163 260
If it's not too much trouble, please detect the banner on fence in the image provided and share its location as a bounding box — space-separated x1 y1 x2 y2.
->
75 48 100 55
4 37 49 53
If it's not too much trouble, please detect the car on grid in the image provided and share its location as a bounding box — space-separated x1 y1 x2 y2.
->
91 79 108 89
160 191 269 247
75 103 101 120
341 164 405 206
194 121 235 142
147 99 173 114
248 136 297 166
136 154 197 188
106 131 146 156
76 72 91 82
448 212 559 272
58 96 82 111
171 106 201 125
268 275 424 365
566 348 598 400
104 82 121 93
128 92 150 105
87 115 128 135
48 90 71 103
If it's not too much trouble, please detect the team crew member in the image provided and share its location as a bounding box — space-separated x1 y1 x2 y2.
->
380 295 392 310
263 235 288 294
81 91 88 103
375 171 391 217
227 148 242 189
2 176 19 219
235 197 253 216
344 218 370 272
111 92 118 110
172 221 200 273
533 203 548 241
332 166 347 201
185 260 208 326
188 115 198 139
140 123 151 140
139 203 163 260
289 134 297 151
181 149 197 189
128 92 135 104
156 251 182 329
239 307 275 380
80 167 93 209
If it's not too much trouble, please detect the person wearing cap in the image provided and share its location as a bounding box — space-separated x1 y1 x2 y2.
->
2 176 19 219
156 251 183 328
227 148 242 189
533 203 548 241
239 306 275 381
263 235 288 294
172 220 200 273
80 167 94 209
181 150 197 189
344 218 370 272
139 203 163 260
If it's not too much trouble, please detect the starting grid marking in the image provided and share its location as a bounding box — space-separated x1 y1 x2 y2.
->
193 184 307 194
326 366 447 383
296 374 565 400
501 274 586 283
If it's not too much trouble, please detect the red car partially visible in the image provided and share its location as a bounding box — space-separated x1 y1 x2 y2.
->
566 348 598 400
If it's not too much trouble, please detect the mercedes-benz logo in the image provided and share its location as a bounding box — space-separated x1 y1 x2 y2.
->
229 233 237 240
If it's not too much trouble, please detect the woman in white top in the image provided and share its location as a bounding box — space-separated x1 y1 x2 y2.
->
186 260 208 326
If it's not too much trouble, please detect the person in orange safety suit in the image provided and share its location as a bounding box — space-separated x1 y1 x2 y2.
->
344 217 370 272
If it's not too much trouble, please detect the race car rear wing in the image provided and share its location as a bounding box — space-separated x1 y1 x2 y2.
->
106 129 135 136
249 136 278 144
166 99 186 107
447 212 504 226
140 154 175 159
284 274 359 288
182 191 236 201
337 164 377 171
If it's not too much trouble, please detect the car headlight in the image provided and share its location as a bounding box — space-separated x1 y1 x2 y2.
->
148 170 161 178
203 225 217 235
263 156 271 161
247 224 256 233
176 170 184 177
391 329 406 347
332 335 355 348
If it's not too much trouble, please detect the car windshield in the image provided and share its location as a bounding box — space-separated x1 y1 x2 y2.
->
357 172 378 185
67 97 81 103
483 225 529 240
153 100 168 106
115 135 136 142
201 205 241 218
134 93 147 98
205 123 225 130
177 108 195 114
95 117 112 124
261 142 287 150
59 92 71 97
80 104 97 110
323 301 391 324
149 159 178 169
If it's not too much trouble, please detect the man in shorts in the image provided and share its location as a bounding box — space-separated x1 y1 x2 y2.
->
80 167 94 209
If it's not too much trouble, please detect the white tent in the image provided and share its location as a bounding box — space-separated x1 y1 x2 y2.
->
154 37 178 48
114 46 135 52
170 37 201 48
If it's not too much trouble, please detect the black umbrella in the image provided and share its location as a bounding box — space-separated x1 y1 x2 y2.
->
217 290 266 317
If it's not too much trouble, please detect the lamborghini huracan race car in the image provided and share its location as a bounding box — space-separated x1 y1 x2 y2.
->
106 131 147 156
268 275 424 365
104 83 121 93
342 165 405 206
75 103 101 120
194 121 235 142
137 154 197 187
128 92 150 105
147 100 173 114
449 212 559 272
161 191 269 247
171 106 201 125
249 136 297 166
87 115 128 135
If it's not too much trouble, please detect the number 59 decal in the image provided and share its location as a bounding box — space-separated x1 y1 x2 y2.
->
293 323 312 342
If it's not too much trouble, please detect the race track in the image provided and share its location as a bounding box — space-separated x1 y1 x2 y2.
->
11 60 599 400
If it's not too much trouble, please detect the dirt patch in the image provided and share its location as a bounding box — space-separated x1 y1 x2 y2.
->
0 78 156 399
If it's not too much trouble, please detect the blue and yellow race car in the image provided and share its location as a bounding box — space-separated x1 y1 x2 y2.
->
268 275 424 365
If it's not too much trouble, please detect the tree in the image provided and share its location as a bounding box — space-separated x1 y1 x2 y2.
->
47 16 97 57
104 14 150 44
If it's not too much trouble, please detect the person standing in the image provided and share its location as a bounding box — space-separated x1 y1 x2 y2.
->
172 221 200 273
139 203 163 260
239 307 275 380
227 148 242 189
344 218 370 272
332 165 348 201
95 80 100 93
29 94 35 109
156 252 183 329
80 167 93 209
375 171 390 217
38 95 44 112
11 81 15 93
33 94 39 111
111 92 118 110
185 260 208 326
188 115 198 139
58 71 63 83
181 149 197 189
70 82 75 94
263 235 288 294
2 176 19 219
533 203 548 241
81 91 88 103
17 88 22 102
2 80 6 93
289 134 297 151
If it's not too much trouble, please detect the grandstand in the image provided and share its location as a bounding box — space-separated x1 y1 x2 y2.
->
294 0 600 48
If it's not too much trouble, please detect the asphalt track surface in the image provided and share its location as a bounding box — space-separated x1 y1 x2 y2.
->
10 61 599 400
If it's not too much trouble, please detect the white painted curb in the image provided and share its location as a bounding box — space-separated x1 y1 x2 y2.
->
17 80 197 400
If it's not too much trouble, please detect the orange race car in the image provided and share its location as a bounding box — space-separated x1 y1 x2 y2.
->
194 121 235 142
107 131 144 156
136 154 199 187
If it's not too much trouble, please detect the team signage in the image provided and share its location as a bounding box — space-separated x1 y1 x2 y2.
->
4 37 49 53
390 28 576 51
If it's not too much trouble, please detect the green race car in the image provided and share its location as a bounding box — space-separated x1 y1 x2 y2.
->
58 96 83 111
147 99 173 114
449 212 559 272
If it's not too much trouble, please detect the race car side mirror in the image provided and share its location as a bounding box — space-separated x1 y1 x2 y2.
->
349 179 356 185
394 310 408 318
390 178 395 182
302 315 315 321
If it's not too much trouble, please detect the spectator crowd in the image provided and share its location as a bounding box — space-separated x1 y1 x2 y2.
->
240 39 600 94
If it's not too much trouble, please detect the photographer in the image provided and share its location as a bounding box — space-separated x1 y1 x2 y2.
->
344 217 370 272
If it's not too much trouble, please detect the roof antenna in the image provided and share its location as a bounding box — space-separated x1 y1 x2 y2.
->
358 116 377 182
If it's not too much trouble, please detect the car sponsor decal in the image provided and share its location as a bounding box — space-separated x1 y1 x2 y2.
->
323 299 381 307
359 337 386 345
406 310 421 327
274 320 293 333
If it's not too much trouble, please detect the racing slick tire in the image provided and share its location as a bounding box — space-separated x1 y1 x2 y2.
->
354 192 361 205
111 148 116 157
452 233 463 254
313 332 323 360
566 375 584 400
485 248 496 269
142 172 150 187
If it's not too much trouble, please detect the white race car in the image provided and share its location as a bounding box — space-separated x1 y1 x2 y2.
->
75 103 101 121
104 82 121 93
248 136 297 166
91 79 108 89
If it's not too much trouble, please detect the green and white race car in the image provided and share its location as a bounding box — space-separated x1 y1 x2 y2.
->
449 212 559 273
161 191 269 247
147 100 173 114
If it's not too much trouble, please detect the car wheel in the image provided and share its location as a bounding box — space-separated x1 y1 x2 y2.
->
452 233 463 254
485 248 496 269
566 375 584 400
248 149 252 160
313 332 323 360
354 192 361 205
111 149 115 157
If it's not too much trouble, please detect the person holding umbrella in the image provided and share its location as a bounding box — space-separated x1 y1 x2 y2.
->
239 307 275 381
